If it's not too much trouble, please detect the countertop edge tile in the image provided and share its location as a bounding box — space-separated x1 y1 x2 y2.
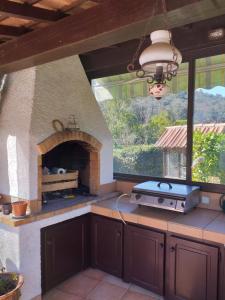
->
168 222 203 240
203 230 225 245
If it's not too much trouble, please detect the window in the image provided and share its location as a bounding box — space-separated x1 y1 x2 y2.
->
92 63 189 179
91 50 225 191
192 54 225 185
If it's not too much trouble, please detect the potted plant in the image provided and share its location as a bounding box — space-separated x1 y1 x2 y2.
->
0 270 23 300
11 201 28 218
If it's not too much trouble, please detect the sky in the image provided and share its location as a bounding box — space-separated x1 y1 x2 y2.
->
196 86 225 97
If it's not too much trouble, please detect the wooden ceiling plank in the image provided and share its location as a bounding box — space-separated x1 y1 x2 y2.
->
0 0 225 73
0 23 31 37
0 0 67 22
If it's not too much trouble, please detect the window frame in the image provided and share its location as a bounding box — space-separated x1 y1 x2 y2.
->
93 46 225 193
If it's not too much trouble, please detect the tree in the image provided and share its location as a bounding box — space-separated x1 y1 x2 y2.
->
144 111 173 144
192 131 225 183
100 98 139 146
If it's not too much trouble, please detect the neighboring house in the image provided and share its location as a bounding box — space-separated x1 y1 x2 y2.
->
155 123 225 179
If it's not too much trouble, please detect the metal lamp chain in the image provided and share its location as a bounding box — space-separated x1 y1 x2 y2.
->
127 0 158 72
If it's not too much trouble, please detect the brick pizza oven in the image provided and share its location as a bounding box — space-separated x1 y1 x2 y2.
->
37 131 102 198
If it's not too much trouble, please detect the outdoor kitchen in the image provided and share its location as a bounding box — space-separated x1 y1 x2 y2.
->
0 1 225 300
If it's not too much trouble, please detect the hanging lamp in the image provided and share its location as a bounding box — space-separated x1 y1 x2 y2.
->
127 1 182 100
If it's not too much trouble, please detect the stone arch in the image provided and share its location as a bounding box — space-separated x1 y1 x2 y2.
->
37 131 102 154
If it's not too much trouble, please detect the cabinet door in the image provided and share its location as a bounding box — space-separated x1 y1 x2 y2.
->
166 236 219 300
91 215 123 277
41 214 90 292
124 224 165 295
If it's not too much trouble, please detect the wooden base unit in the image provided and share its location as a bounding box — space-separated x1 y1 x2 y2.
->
124 224 165 295
91 215 123 277
41 214 224 299
41 214 90 293
166 235 219 300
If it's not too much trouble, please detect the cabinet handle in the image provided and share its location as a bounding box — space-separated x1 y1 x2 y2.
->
160 242 164 248
46 240 52 246
117 231 121 237
170 246 176 252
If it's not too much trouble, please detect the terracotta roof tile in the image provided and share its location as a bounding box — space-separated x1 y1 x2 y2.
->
155 123 225 149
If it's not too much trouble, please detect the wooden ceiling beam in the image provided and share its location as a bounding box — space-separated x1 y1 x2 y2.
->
0 0 67 22
80 13 225 76
0 24 32 38
0 0 225 73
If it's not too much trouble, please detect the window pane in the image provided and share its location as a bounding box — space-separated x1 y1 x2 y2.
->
192 54 225 184
92 63 188 179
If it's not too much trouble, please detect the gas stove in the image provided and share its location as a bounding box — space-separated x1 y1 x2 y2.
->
130 181 200 213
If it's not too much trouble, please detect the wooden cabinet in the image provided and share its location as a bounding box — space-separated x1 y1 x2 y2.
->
124 224 165 295
41 214 90 293
91 214 123 277
41 212 222 299
166 235 219 300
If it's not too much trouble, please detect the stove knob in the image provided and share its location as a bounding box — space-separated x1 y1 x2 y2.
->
135 194 141 200
158 197 164 204
181 202 185 208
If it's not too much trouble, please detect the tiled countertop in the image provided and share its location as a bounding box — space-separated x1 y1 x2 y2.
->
0 192 119 227
91 197 225 245
1 193 225 245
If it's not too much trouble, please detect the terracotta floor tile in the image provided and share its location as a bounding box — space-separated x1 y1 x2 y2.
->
49 269 163 300
129 284 159 298
122 290 152 300
43 288 83 300
103 274 131 289
82 268 107 280
87 281 128 300
57 273 99 298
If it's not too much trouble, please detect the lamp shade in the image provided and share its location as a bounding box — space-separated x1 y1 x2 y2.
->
139 30 182 74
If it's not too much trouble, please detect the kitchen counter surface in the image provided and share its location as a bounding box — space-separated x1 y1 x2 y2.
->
0 192 119 227
2 193 225 246
91 197 225 245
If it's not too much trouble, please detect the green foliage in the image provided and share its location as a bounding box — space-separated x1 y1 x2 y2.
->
100 98 139 146
175 119 187 125
113 145 163 177
192 131 225 183
0 274 17 296
143 111 173 144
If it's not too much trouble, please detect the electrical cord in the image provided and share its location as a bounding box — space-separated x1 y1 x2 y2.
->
115 193 130 225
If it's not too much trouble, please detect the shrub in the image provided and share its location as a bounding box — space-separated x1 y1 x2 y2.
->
192 131 225 183
113 145 163 177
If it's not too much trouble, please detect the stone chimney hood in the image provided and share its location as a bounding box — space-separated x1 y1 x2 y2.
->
0 55 113 205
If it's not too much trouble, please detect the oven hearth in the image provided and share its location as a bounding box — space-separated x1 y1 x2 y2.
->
41 140 95 204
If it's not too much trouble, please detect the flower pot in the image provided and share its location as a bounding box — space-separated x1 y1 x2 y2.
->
2 203 12 215
11 201 27 217
0 273 24 300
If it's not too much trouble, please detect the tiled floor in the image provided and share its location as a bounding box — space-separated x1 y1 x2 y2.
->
43 268 164 300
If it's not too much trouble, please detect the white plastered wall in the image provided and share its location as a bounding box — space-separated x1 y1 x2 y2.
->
0 69 35 199
0 206 91 300
0 55 113 200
